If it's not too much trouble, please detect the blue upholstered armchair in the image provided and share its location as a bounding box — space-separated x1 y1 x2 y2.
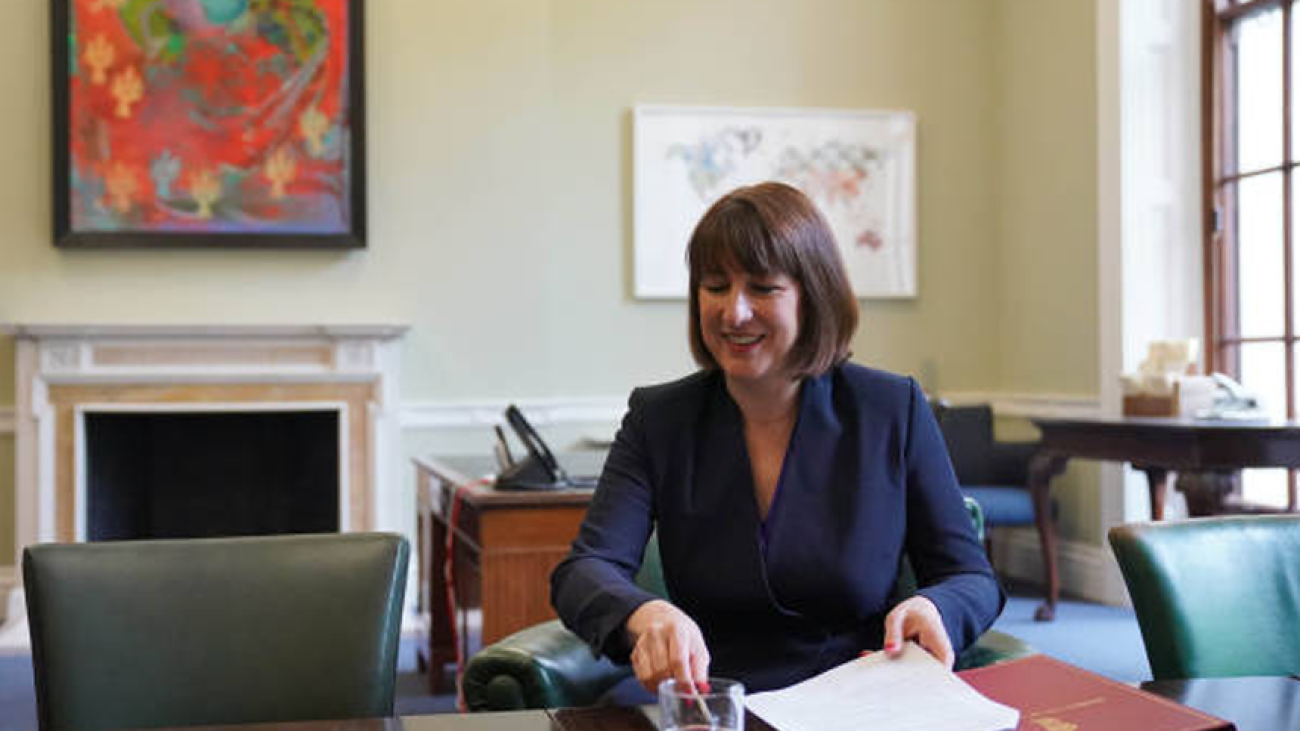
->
932 402 1046 555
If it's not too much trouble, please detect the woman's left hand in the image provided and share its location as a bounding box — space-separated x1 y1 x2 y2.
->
882 596 954 668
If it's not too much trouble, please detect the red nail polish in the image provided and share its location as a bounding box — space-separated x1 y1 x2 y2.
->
885 642 899 652
698 681 711 693
859 650 874 658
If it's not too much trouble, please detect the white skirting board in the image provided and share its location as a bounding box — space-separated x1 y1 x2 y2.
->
0 567 15 621
0 568 24 655
989 527 1131 608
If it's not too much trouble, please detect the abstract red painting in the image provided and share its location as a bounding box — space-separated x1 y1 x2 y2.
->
53 0 365 248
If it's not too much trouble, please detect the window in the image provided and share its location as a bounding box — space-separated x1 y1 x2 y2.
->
1204 0 1295 508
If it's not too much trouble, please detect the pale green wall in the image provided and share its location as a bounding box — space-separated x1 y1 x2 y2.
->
0 0 1103 564
0 339 11 405
0 0 1007 392
0 439 12 566
994 0 1101 544
995 0 1099 396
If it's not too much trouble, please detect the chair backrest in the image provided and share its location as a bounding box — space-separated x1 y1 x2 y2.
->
933 404 996 485
635 497 986 599
24 532 409 731
1109 516 1300 679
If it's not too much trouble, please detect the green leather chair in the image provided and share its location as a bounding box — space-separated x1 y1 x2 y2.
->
1109 515 1300 680
462 497 1034 710
24 532 409 731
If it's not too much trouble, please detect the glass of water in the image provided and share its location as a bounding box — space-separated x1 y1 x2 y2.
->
658 678 745 731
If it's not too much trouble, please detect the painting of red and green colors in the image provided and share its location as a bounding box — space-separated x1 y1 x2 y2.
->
53 0 365 248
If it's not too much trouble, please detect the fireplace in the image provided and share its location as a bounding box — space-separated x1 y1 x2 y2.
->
5 324 407 548
85 410 340 540
0 324 408 646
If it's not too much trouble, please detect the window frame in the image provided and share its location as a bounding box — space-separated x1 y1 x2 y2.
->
1203 0 1297 509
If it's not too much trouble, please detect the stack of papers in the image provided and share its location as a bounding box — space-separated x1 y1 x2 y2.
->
746 643 1019 731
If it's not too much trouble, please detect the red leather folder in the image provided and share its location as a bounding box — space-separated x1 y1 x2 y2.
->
958 655 1232 731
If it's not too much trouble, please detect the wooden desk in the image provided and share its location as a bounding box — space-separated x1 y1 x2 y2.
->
1139 677 1300 731
102 677 1300 731
414 455 595 693
1027 416 1300 620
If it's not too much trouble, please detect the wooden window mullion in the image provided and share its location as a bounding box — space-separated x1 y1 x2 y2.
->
1284 0 1298 507
1208 0 1300 510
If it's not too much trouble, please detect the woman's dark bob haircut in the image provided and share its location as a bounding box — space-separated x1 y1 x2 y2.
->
687 181 859 378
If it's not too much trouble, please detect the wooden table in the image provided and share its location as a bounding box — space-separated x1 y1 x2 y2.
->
1027 416 1300 620
1139 676 1300 731
414 455 595 693
97 676 1300 731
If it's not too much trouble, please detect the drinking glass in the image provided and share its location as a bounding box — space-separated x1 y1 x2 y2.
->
658 677 745 731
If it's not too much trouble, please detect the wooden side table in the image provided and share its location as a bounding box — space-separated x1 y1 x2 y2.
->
414 455 594 693
1027 416 1300 621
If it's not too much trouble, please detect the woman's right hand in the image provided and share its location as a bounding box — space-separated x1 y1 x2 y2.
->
625 599 711 693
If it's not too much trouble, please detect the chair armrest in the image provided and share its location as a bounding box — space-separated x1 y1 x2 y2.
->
955 629 1037 671
462 619 633 711
462 618 1032 709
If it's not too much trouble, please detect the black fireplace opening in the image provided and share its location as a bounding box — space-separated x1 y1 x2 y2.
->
85 410 339 541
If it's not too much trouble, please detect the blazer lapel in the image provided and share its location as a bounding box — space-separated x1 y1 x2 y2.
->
760 371 847 612
668 378 787 617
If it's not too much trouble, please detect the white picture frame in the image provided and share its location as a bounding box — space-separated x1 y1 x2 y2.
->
633 105 917 299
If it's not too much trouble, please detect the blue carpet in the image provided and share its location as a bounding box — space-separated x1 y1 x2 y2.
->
0 650 34 731
993 588 1151 682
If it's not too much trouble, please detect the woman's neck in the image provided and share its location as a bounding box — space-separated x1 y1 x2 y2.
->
725 373 801 424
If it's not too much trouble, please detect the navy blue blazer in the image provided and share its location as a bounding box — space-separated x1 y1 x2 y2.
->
551 363 1004 691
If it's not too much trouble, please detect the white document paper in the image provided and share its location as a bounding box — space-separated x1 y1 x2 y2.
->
745 643 1020 731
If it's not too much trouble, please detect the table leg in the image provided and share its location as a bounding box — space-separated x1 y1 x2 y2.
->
426 512 456 694
415 508 428 674
1139 467 1169 521
1028 454 1068 622
1174 470 1240 516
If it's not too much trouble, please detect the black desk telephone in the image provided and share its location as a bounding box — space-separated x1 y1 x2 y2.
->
494 405 594 490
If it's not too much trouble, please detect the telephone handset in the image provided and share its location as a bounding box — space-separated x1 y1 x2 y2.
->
495 405 572 490
1195 373 1266 420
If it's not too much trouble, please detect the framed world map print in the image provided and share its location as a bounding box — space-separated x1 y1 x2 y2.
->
633 105 916 299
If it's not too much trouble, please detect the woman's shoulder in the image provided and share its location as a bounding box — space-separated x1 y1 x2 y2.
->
828 362 918 397
822 362 924 420
630 369 719 410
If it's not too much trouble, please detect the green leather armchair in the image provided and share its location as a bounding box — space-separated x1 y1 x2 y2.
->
1109 515 1300 680
24 532 409 731
463 497 1034 711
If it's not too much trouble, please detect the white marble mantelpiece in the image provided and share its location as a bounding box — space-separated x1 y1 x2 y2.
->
2 323 409 555
3 324 409 338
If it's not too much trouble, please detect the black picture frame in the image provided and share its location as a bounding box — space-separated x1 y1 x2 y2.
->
51 0 366 249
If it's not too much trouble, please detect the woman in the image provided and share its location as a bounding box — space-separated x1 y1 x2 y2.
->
551 182 1003 697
